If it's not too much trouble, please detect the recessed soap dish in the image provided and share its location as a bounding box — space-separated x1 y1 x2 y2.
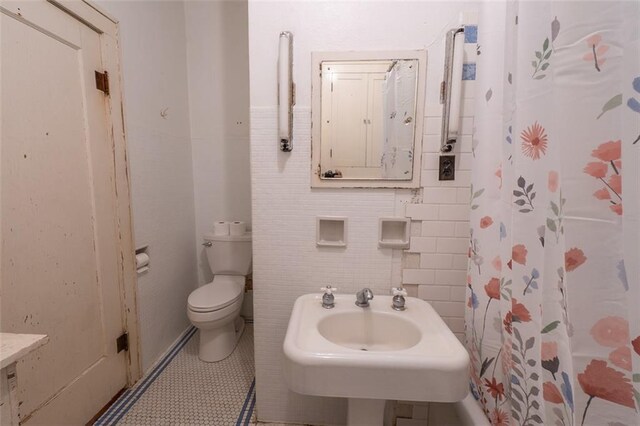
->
378 218 410 249
317 216 347 247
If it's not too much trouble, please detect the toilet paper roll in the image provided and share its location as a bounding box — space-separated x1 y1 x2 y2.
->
136 252 150 269
213 221 230 236
229 221 247 236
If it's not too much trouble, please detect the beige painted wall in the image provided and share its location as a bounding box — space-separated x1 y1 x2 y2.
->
184 0 252 286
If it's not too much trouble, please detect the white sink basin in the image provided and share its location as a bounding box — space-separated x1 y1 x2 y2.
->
283 293 469 404
317 311 421 351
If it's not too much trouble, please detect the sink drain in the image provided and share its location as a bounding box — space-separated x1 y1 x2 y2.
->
360 348 368 351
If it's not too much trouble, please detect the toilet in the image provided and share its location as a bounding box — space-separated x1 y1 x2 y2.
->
187 232 252 362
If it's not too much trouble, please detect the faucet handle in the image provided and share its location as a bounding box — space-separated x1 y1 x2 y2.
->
321 285 337 295
392 287 407 297
321 285 336 309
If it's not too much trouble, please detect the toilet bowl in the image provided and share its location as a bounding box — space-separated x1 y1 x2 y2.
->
188 275 246 362
188 232 252 362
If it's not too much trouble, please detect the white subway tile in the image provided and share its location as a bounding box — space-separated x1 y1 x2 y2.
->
437 237 469 254
408 237 437 253
404 284 419 297
462 80 475 99
422 153 440 171
462 10 479 24
405 204 439 220
438 204 471 221
424 117 442 135
410 221 422 237
421 221 456 237
403 269 435 285
425 103 443 116
461 97 476 118
412 404 429 420
458 153 473 170
454 221 470 238
420 253 453 269
396 403 414 419
422 134 441 154
452 170 472 187
423 188 458 204
452 254 469 269
435 269 467 286
450 286 467 302
458 135 473 153
403 252 421 269
463 44 477 64
456 187 471 204
461 117 474 136
418 284 450 301
421 170 466 188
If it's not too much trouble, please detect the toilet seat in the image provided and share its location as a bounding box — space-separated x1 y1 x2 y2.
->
188 275 244 313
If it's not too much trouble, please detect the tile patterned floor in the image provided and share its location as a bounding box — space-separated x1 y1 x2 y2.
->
95 324 256 426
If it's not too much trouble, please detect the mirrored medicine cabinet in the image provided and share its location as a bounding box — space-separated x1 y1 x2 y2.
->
311 50 427 188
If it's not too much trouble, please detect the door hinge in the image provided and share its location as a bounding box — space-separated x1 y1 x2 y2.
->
116 332 129 353
95 70 110 96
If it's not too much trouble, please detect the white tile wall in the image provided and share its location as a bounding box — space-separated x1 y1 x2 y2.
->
401 22 478 344
248 2 478 424
251 107 399 425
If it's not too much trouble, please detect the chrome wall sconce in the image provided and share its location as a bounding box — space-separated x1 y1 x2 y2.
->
440 27 465 153
278 31 295 152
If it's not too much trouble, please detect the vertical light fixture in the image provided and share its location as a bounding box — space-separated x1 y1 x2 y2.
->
440 27 465 153
278 31 294 152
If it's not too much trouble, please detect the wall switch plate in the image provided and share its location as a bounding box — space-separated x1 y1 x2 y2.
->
439 155 455 181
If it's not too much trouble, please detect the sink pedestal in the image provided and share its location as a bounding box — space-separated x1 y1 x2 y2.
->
347 398 386 426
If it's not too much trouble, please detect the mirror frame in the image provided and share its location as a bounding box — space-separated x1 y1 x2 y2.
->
311 49 427 188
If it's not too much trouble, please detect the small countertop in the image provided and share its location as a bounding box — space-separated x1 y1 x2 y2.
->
0 333 48 369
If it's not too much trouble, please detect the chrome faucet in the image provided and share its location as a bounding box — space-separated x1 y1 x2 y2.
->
355 288 374 307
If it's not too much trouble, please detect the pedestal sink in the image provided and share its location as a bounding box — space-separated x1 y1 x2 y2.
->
283 293 469 426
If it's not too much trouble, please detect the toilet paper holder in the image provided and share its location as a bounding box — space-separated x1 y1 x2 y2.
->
135 245 150 274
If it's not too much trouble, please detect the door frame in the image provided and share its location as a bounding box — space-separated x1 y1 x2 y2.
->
0 0 142 385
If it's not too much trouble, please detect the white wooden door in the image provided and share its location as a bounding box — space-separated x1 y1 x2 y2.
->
329 72 368 168
0 1 139 424
366 74 386 169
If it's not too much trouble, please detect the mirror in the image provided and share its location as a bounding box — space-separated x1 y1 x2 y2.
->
311 51 426 188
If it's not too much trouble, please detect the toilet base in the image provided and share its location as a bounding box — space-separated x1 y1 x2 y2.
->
198 316 245 362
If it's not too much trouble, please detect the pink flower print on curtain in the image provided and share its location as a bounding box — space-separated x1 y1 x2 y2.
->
582 34 609 72
578 360 635 425
520 122 548 160
583 140 622 214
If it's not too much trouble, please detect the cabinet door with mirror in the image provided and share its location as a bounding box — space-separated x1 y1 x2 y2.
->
311 51 426 188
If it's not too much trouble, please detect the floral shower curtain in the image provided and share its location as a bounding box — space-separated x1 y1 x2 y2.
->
466 1 640 425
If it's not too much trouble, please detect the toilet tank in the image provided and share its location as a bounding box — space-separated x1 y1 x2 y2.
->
203 233 252 275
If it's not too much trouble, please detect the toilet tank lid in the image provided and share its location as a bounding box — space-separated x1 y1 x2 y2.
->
203 232 252 242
